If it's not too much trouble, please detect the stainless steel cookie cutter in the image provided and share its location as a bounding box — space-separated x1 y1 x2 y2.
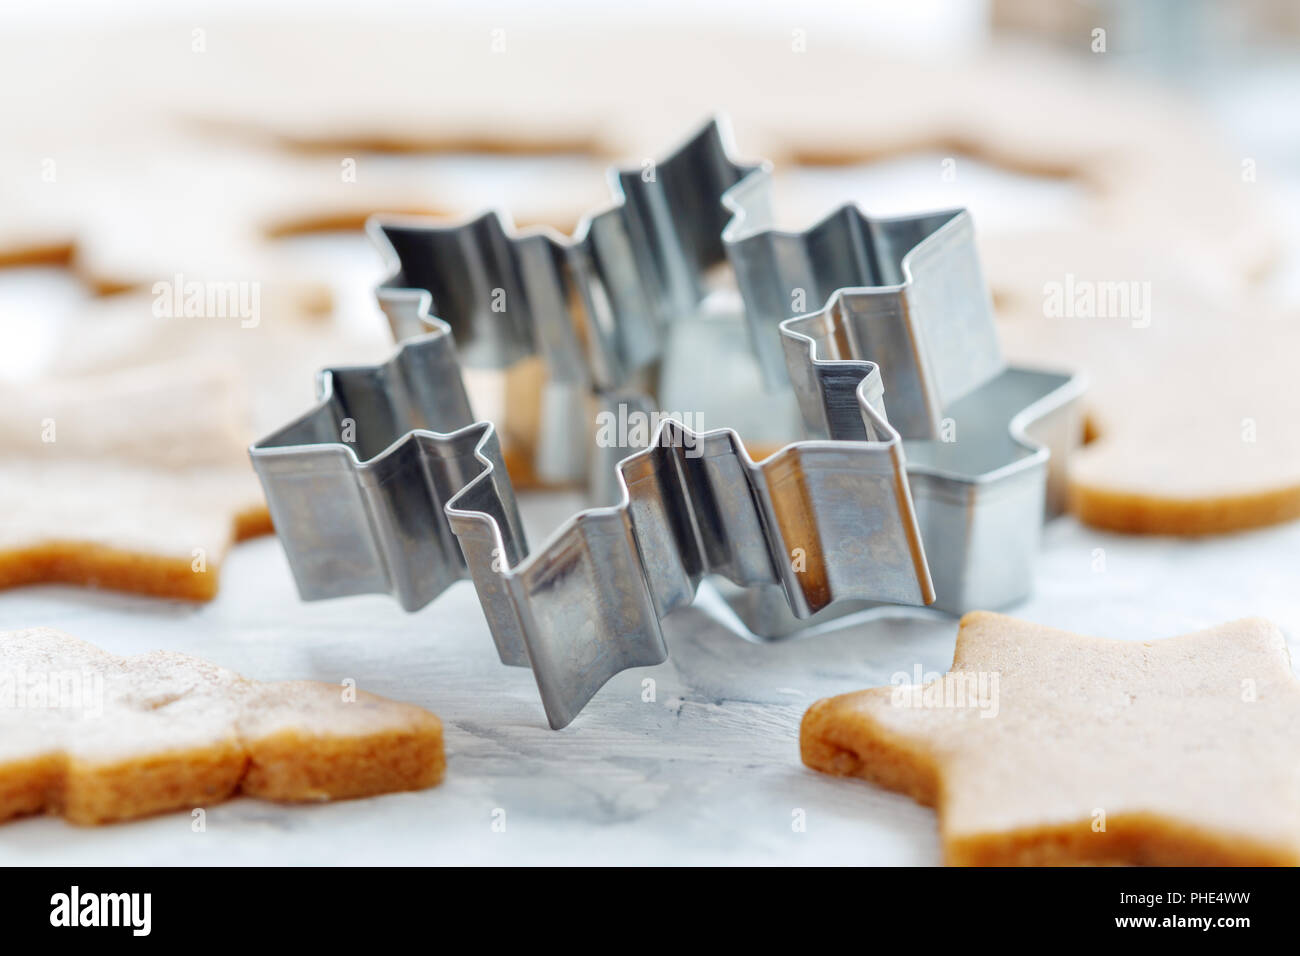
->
250 115 1082 725
250 326 933 728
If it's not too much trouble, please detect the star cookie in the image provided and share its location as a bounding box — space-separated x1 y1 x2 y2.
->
801 611 1300 865
0 362 270 600
0 627 444 825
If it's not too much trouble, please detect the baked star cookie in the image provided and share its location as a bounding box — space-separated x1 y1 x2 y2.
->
801 612 1300 866
988 232 1300 534
0 362 271 600
0 627 444 824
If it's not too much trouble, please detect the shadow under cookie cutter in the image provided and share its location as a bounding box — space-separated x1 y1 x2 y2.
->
249 325 933 728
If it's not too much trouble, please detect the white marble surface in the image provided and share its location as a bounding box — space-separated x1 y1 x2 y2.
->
2 489 1298 866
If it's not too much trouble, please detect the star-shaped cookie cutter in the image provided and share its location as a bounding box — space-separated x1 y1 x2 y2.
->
250 116 1082 726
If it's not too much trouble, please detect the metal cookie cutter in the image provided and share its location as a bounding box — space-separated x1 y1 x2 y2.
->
251 117 1082 724
719 193 1086 613
250 120 935 728
250 328 932 728
367 118 1084 615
